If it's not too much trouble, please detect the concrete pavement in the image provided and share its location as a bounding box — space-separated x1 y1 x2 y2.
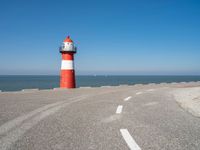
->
0 82 200 150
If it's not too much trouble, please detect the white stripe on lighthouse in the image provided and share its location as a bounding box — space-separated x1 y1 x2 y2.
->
61 60 74 70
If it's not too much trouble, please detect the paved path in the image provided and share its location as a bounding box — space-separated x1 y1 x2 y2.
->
0 83 200 150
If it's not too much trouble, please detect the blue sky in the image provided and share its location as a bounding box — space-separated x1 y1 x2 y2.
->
0 0 200 75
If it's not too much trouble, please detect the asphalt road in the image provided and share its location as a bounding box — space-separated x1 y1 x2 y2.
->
0 83 200 150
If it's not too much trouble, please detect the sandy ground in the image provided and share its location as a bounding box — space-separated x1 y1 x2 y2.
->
173 87 200 117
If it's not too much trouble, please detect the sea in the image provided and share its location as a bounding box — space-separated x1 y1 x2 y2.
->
0 75 200 92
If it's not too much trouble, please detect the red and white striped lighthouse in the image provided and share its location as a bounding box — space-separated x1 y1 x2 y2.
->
59 36 77 88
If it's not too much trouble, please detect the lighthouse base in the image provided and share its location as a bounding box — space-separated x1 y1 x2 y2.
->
60 70 76 88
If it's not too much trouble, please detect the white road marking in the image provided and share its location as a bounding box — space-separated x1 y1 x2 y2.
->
0 101 65 135
146 89 155 92
0 95 87 136
116 105 123 114
124 96 132 101
0 95 88 150
144 101 158 106
0 89 133 150
120 129 141 150
136 92 143 95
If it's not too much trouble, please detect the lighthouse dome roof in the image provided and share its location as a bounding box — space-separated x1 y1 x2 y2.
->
64 36 73 43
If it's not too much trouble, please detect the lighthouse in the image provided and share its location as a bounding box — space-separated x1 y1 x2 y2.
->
59 36 77 88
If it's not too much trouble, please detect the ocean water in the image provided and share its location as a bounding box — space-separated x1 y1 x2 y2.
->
0 75 200 91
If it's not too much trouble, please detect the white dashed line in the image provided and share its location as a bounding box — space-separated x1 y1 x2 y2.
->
120 129 141 150
124 96 132 101
146 89 155 92
136 92 143 95
116 105 123 114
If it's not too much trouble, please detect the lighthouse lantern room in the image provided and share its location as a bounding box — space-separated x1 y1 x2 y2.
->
59 36 77 53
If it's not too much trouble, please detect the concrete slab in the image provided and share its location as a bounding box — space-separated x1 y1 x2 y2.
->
79 86 92 88
173 87 200 117
21 89 39 92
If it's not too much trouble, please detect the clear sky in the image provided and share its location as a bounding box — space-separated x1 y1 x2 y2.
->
0 0 200 75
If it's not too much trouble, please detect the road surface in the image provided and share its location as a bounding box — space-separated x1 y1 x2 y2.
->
0 82 200 150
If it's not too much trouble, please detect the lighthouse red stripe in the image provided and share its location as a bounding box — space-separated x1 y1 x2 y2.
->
62 53 74 60
60 70 76 88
